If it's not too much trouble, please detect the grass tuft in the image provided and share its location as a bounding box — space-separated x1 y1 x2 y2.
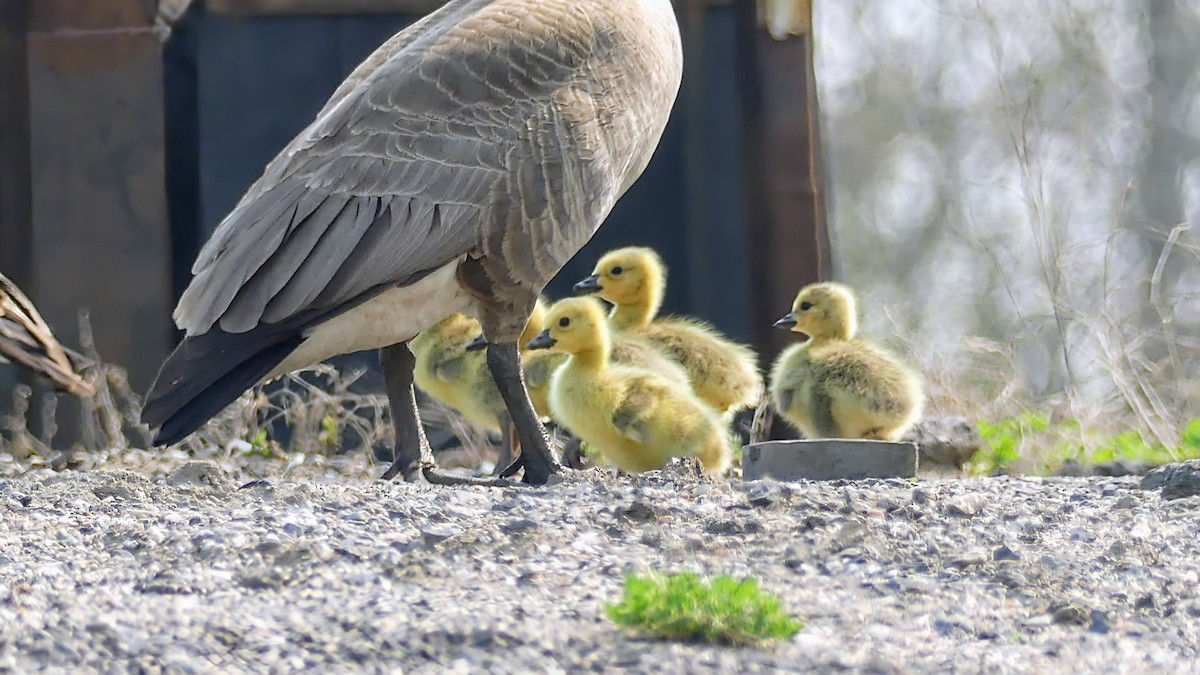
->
605 572 803 646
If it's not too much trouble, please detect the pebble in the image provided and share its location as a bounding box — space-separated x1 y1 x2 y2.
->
945 494 987 517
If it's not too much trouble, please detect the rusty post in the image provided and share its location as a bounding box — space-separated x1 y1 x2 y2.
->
738 0 830 440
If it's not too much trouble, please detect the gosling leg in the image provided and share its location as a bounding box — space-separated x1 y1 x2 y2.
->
379 343 513 487
486 342 560 484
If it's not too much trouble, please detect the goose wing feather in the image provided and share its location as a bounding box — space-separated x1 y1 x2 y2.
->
175 0 601 336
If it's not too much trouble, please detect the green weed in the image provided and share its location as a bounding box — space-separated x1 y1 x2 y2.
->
605 572 804 646
968 413 1200 475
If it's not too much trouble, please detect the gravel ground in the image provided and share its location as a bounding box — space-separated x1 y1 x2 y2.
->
2 458 1199 673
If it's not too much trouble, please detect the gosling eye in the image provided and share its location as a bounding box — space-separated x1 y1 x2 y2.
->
558 317 571 328
610 266 623 276
799 301 814 311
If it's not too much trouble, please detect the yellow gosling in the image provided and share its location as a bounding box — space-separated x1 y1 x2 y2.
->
410 309 550 470
574 246 761 417
769 282 924 441
470 298 692 421
529 297 732 475
410 313 504 434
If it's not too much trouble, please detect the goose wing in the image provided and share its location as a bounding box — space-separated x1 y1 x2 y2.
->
175 0 603 336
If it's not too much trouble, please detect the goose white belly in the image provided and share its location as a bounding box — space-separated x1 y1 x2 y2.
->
266 259 473 379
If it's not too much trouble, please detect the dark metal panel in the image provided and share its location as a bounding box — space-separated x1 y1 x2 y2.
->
681 6 752 342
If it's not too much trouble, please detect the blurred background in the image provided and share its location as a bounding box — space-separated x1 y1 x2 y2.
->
1 0 1197 470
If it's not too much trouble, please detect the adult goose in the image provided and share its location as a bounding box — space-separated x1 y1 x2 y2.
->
0 272 95 398
140 0 684 484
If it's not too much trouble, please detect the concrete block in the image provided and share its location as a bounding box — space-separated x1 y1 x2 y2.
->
741 439 919 481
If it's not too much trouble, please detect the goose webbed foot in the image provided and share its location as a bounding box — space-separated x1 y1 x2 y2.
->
419 467 516 487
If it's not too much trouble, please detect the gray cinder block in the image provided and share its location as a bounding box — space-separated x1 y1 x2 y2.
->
741 439 919 481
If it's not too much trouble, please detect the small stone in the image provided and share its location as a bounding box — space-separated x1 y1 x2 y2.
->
1134 594 1158 612
946 552 987 569
1070 527 1096 543
946 494 987 517
746 482 783 508
501 518 539 534
904 416 982 468
420 524 462 546
1089 610 1111 634
615 500 658 522
165 461 231 491
1052 604 1091 626
1114 495 1138 509
992 545 1020 561
1140 466 1170 490
1146 461 1200 499
995 567 1028 589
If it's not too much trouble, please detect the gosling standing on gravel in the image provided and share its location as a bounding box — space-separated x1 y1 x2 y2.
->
769 282 924 441
528 297 732 475
573 246 761 419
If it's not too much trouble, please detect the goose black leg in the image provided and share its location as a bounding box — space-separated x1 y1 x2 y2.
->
486 341 560 484
379 343 513 487
379 343 426 481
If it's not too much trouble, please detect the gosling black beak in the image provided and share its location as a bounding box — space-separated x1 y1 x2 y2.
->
464 334 488 352
527 329 557 350
572 275 603 295
773 314 797 330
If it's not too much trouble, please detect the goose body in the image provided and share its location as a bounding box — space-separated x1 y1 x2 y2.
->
531 297 732 475
770 283 924 441
140 0 684 483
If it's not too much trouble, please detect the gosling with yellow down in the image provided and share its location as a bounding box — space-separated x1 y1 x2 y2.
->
573 246 761 418
528 297 732 475
769 282 924 441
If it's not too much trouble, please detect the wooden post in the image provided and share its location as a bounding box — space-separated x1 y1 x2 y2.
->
738 0 830 440
0 0 32 398
0 0 32 290
18 0 172 441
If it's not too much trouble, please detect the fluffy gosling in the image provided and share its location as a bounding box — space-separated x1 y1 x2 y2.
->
466 298 691 422
529 297 732 475
573 246 761 417
769 282 924 441
411 311 543 469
